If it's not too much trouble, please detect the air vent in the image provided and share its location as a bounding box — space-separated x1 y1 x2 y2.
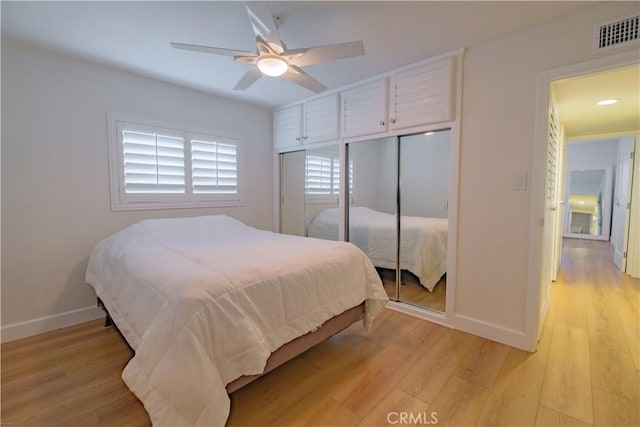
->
594 14 639 52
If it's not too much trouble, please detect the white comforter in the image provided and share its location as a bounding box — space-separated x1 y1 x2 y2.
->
307 207 448 291
85 215 388 426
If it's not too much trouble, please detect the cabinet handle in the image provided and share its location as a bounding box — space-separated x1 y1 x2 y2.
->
296 137 301 142
303 136 308 140
390 118 396 124
379 121 385 126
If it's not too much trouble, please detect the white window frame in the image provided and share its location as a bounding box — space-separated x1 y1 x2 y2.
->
107 112 244 210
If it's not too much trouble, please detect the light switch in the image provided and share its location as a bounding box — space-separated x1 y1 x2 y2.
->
513 173 527 190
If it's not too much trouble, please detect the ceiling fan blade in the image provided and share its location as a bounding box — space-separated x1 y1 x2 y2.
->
171 42 254 57
234 55 258 65
283 65 327 94
285 41 365 67
233 66 262 91
246 2 283 52
255 36 274 55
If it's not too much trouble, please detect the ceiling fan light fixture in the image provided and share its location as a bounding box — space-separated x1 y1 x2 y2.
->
256 55 288 77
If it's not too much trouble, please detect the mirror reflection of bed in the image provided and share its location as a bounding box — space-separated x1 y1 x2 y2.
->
307 206 448 311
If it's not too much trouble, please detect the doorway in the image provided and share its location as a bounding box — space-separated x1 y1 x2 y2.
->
530 52 640 349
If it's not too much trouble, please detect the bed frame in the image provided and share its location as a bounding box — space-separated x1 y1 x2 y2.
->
97 297 365 394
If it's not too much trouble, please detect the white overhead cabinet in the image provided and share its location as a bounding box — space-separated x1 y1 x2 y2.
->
303 93 339 144
341 78 388 138
388 57 454 131
274 105 303 149
274 93 340 149
340 57 455 140
274 52 460 149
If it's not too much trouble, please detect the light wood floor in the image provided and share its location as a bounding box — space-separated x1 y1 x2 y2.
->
2 238 638 426
382 275 447 312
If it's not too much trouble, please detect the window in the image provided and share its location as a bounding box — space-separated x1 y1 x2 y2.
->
108 114 242 210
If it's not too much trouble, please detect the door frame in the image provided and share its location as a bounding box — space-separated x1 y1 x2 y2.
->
526 50 640 351
611 135 638 270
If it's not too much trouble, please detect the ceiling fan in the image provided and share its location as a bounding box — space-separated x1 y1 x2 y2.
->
170 2 365 94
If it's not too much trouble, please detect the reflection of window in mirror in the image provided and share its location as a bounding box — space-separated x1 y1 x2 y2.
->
304 148 352 203
304 146 345 241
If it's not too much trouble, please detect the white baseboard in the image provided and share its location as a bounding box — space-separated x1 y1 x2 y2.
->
1 305 104 343
453 313 534 352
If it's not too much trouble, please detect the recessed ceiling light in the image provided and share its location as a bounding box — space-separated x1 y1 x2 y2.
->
597 98 619 106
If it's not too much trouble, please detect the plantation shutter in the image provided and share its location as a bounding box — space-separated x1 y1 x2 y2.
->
306 155 334 195
121 123 185 194
112 117 243 209
191 137 239 195
305 150 349 199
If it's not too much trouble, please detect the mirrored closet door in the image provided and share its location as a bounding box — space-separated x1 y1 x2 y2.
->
281 130 452 314
345 129 451 313
397 130 450 312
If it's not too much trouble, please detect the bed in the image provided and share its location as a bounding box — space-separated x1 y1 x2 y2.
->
85 215 388 426
307 207 448 291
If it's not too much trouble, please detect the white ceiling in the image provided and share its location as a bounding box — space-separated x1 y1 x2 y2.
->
2 1 601 108
553 64 640 138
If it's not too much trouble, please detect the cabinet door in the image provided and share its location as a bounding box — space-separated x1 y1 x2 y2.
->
274 105 303 149
389 57 454 130
303 93 339 144
342 79 388 138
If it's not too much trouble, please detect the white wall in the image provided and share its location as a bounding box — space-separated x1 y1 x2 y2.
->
566 138 619 170
455 2 639 345
1 38 273 340
349 138 395 211
400 131 451 218
350 133 451 218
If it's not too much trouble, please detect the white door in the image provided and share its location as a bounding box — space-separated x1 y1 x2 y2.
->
612 137 636 270
304 93 339 144
274 105 303 149
388 57 454 130
342 78 388 138
549 107 564 282
539 102 560 335
280 151 306 236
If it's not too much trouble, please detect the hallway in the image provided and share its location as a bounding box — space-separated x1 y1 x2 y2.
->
539 238 639 425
